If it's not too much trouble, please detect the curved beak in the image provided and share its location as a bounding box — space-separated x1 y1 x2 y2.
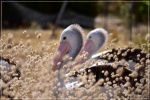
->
52 41 72 71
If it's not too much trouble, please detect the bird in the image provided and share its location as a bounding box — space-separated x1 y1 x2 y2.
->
66 28 148 98
51 24 85 93
52 24 84 71
52 27 109 94
69 27 147 85
65 28 109 89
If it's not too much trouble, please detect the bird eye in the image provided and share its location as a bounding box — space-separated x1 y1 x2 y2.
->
89 36 92 39
63 36 67 40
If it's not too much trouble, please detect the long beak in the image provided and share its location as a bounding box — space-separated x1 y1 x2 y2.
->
75 39 95 64
52 41 72 71
80 39 95 56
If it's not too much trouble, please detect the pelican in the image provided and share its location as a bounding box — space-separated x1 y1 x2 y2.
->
66 28 148 98
51 24 85 93
52 24 84 71
72 28 147 85
65 28 108 89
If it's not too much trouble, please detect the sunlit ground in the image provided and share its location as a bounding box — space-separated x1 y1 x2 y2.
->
2 26 146 54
